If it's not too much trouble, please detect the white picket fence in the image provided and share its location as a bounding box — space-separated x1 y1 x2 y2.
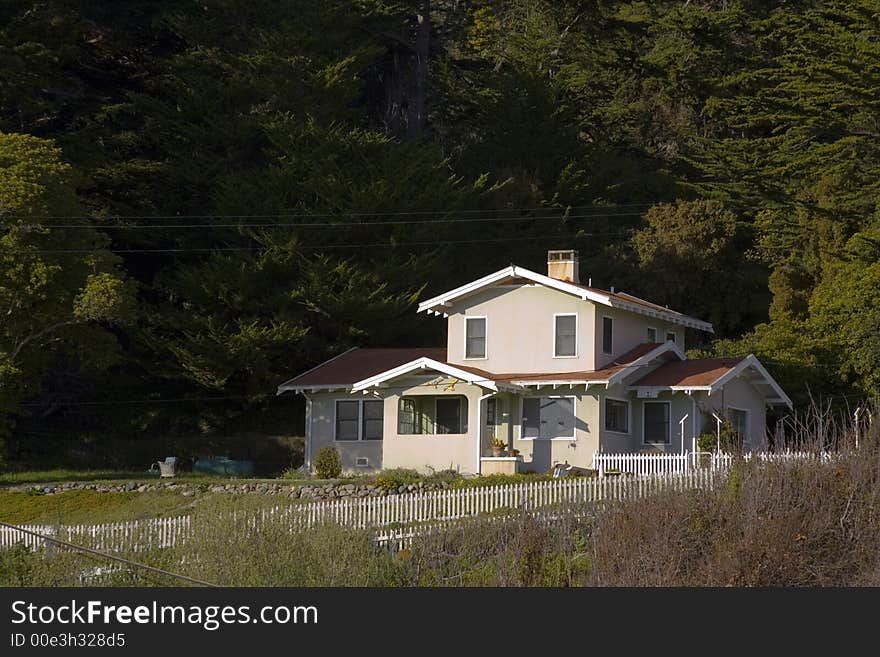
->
593 452 691 476
592 450 829 477
0 470 715 553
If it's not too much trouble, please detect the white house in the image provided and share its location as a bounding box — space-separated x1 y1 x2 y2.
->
278 250 791 475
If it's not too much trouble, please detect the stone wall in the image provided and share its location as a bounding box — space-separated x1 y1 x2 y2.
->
5 479 452 499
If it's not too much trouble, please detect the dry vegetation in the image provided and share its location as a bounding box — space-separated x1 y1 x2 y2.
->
2 408 878 587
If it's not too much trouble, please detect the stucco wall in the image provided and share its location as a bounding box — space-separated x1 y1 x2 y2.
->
593 379 769 454
307 392 384 473
381 379 487 475
509 391 600 473
445 284 686 374
704 377 768 451
446 285 598 372
593 305 683 369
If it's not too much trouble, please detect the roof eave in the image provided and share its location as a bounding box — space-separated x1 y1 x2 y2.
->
416 264 714 332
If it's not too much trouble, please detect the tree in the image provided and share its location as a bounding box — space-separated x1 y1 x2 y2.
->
631 199 767 337
0 132 133 441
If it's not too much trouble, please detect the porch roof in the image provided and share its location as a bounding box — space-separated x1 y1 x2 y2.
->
276 347 447 393
277 342 684 394
629 354 793 408
631 357 744 388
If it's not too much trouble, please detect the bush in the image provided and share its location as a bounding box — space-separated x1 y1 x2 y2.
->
313 446 341 479
374 468 422 490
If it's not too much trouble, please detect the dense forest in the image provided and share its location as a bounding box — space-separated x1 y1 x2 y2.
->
1 0 878 466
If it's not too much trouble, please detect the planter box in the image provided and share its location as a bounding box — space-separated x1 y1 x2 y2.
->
480 456 523 475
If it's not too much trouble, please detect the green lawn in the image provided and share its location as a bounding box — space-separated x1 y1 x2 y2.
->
0 469 285 487
0 489 206 525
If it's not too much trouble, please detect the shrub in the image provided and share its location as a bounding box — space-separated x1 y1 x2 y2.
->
313 446 341 479
374 468 422 490
281 465 309 480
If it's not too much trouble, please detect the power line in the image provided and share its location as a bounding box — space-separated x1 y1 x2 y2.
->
17 395 257 407
2 231 631 255
0 520 218 587
23 210 649 230
0 202 659 222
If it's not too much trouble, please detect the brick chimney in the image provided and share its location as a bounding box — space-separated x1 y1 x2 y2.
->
547 249 579 284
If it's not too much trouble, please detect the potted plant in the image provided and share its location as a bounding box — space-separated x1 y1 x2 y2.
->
490 437 505 457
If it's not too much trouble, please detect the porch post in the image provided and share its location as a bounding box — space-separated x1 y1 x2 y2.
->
304 395 313 473
477 391 496 475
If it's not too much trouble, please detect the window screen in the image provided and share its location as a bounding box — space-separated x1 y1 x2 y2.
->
465 317 487 358
335 401 360 441
362 400 384 441
644 402 670 444
602 317 613 354
436 398 464 434
554 315 577 357
605 398 629 433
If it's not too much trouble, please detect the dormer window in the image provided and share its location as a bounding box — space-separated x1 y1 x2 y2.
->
554 314 577 357
464 316 487 359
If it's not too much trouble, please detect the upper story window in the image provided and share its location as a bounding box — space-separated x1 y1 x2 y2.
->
554 313 577 357
602 316 613 354
647 327 657 343
464 316 487 359
666 331 676 344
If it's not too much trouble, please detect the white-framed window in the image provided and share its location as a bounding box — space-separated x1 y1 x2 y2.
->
666 331 676 344
604 397 630 434
521 396 576 440
602 316 613 354
553 313 577 358
647 327 657 343
398 396 468 435
464 316 487 360
335 399 384 441
643 401 671 444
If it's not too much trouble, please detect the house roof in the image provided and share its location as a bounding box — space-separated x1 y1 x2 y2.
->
630 354 792 408
416 265 713 332
276 347 447 392
632 357 744 388
487 343 678 386
277 345 790 407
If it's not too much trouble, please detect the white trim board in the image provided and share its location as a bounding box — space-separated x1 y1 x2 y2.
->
552 312 578 359
642 400 672 445
351 357 499 392
416 265 713 332
463 315 488 360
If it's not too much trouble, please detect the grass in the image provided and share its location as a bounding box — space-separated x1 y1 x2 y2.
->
0 489 206 525
0 469 293 487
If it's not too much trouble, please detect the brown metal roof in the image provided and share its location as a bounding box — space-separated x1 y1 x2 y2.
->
281 347 447 387
632 357 744 387
282 342 670 390
458 343 664 383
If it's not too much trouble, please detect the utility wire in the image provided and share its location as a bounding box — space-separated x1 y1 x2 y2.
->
1 231 630 255
22 210 649 230
0 202 660 222
0 520 218 587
